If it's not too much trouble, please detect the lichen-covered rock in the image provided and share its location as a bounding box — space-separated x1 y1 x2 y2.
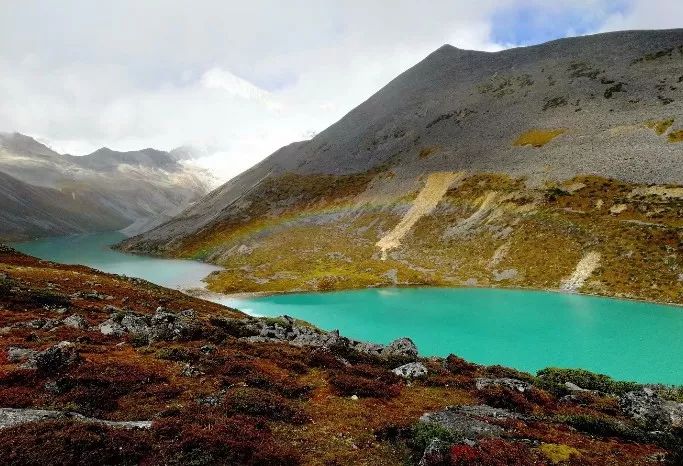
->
381 337 418 361
180 363 204 377
62 314 87 329
149 307 202 342
34 341 80 374
392 362 428 379
418 405 514 441
98 318 125 336
14 318 60 330
620 388 683 430
7 346 37 366
475 377 532 393
292 328 346 348
350 341 385 357
0 408 151 429
120 313 151 337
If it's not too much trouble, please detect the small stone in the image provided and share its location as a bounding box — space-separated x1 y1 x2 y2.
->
564 381 590 392
200 345 216 354
98 319 125 336
475 377 532 393
7 347 38 365
351 395 359 401
63 315 87 329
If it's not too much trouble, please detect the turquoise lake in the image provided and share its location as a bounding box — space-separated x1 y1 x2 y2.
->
12 232 683 385
12 232 220 290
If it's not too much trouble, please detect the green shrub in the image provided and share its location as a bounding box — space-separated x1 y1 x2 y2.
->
411 422 454 451
655 385 683 403
557 413 643 440
668 130 683 143
536 367 640 395
483 365 535 383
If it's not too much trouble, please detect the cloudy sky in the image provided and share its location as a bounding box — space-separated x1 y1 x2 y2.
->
1 1 681 180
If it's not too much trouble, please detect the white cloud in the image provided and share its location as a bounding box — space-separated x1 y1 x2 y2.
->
0 1 679 181
200 68 282 111
599 0 683 31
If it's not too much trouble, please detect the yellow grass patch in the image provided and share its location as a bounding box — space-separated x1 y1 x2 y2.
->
514 129 565 148
668 129 683 143
539 443 581 464
418 146 439 158
645 118 674 135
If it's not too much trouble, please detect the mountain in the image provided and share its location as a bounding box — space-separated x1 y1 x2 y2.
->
0 171 128 239
0 133 215 240
1 244 682 464
120 29 683 303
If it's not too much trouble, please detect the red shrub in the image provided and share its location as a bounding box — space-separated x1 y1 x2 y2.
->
0 386 40 407
307 348 346 369
0 420 151 466
450 444 481 464
54 362 168 416
472 438 539 466
153 412 300 465
327 364 402 399
478 386 534 414
445 354 479 375
223 387 310 424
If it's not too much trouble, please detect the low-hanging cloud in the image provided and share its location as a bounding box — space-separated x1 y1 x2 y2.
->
0 0 679 181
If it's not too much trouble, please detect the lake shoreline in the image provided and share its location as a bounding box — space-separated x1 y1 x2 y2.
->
203 282 683 309
9 232 683 384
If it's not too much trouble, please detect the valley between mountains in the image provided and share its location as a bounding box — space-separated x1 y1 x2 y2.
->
2 27 683 466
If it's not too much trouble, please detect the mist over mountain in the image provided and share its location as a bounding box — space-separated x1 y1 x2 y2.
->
0 133 215 240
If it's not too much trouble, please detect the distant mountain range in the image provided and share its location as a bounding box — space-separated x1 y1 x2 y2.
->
120 29 683 304
0 132 214 240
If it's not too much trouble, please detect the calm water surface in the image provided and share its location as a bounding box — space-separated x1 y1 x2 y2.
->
12 232 220 289
12 233 683 384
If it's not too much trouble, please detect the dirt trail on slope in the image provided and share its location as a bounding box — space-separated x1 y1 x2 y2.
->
377 172 464 260
561 251 601 291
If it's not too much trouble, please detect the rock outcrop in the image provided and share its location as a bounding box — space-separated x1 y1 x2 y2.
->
419 405 517 441
0 408 151 430
620 388 683 430
392 362 428 378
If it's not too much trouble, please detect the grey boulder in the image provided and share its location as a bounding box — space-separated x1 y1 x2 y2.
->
392 362 428 379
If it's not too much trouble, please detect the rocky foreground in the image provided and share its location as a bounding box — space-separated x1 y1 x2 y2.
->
1 245 683 465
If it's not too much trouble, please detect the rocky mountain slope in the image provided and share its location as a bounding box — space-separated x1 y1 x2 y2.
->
1 245 682 465
119 30 683 304
0 133 214 240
